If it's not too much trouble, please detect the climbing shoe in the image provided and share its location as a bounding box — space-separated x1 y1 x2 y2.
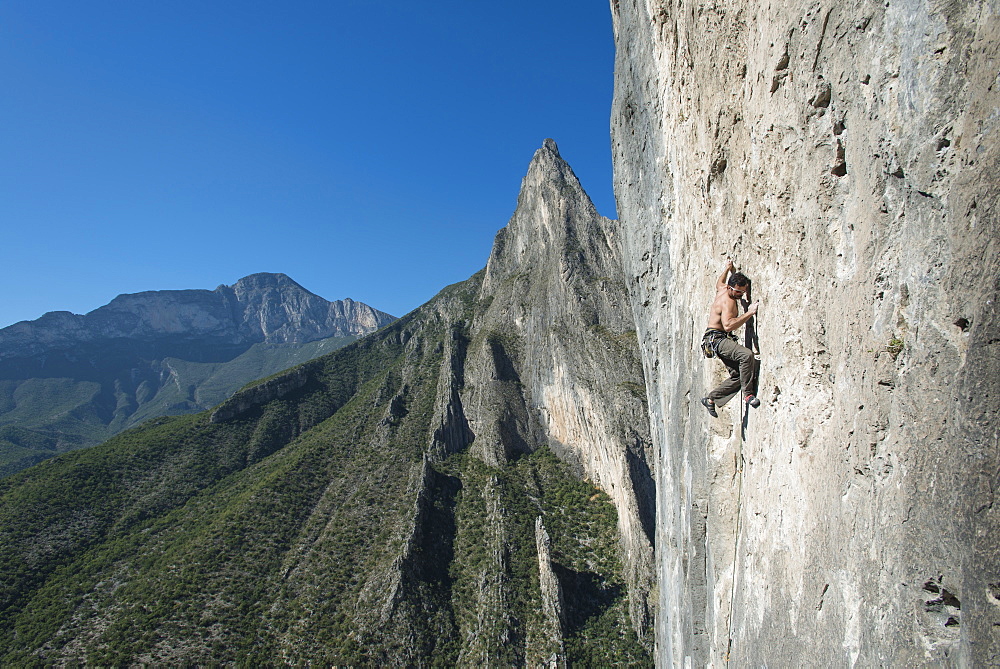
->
745 394 761 408
701 398 718 417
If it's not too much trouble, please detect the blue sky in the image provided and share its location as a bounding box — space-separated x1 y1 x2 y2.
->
0 1 617 327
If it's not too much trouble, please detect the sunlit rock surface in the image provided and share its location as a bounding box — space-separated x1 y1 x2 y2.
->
472 139 656 635
0 273 392 355
611 0 1000 664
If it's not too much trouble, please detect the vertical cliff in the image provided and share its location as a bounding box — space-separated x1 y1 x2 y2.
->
473 139 656 635
611 0 1000 664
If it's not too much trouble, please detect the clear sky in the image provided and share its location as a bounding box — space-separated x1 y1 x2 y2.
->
0 1 617 328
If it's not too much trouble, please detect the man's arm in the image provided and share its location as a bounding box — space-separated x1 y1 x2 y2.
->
716 259 734 292
722 301 758 332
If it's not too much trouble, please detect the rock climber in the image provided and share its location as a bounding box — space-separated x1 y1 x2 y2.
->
701 259 760 417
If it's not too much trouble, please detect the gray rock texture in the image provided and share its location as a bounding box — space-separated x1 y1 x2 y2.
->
470 139 656 635
216 140 657 651
611 0 1000 665
535 516 567 667
209 365 311 424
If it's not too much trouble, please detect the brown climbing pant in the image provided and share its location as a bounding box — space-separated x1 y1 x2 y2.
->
707 335 759 402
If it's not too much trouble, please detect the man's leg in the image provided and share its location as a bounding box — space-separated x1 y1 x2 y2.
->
707 360 741 402
714 338 757 399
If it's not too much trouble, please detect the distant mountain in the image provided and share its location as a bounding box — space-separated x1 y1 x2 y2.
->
0 140 653 665
0 274 395 475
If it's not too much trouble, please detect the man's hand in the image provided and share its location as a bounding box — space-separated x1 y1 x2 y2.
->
717 259 736 292
746 301 759 315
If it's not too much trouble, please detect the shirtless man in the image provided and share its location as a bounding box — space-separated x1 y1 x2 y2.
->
701 259 760 417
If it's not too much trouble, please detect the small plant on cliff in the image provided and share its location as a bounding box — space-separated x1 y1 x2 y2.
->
886 335 904 360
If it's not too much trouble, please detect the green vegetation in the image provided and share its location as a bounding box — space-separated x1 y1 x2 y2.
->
886 335 905 359
439 448 649 667
0 271 649 665
589 325 641 357
619 381 648 402
0 335 360 478
0 425 87 478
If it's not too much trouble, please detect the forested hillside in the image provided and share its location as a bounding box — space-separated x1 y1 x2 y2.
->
0 141 654 665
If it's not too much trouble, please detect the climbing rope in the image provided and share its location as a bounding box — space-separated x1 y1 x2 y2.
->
725 294 755 663
725 407 745 663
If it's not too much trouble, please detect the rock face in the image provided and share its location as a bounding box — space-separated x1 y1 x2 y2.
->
208 365 311 424
535 516 567 666
611 0 1000 665
471 138 656 633
0 274 395 475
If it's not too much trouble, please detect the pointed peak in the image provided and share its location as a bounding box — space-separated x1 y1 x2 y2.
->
521 138 587 203
231 273 307 292
529 138 563 169
481 140 604 295
526 138 572 179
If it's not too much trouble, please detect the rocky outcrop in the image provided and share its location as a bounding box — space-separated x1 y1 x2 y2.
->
209 365 311 424
223 274 392 344
611 0 1000 665
535 517 567 667
214 141 657 649
0 141 652 665
467 139 656 636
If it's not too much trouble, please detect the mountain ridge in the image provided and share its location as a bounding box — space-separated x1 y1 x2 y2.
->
0 273 395 476
1 272 392 356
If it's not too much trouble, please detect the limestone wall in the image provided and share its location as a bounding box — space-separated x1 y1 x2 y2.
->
470 140 657 639
610 0 1000 664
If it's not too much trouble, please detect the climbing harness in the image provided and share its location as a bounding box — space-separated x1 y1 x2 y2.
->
701 328 736 358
